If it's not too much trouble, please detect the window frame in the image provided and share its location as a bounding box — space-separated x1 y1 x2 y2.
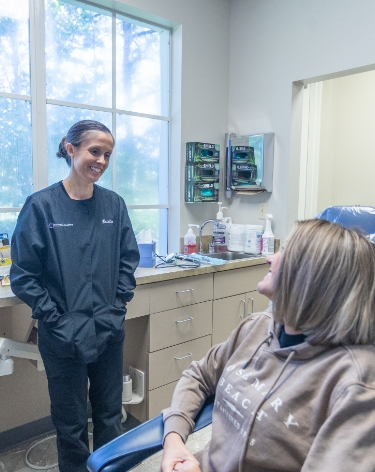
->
0 0 173 253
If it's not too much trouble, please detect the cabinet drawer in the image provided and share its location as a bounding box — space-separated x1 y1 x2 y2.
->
148 381 178 419
149 301 212 352
149 274 213 314
148 335 212 390
213 265 268 299
126 285 150 320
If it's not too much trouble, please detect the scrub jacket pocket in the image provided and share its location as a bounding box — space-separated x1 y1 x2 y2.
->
107 304 126 338
38 312 75 358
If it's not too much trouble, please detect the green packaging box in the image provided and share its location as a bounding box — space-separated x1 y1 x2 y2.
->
231 162 258 186
231 145 255 164
185 180 220 202
186 142 220 164
185 163 220 182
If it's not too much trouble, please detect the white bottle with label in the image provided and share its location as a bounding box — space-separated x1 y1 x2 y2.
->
261 214 275 255
244 224 263 255
184 224 199 254
212 202 232 252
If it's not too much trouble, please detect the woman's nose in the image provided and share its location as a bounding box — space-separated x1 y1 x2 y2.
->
97 153 106 164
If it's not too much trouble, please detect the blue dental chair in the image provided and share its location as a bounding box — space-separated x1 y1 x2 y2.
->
87 395 214 472
316 205 375 242
87 205 375 472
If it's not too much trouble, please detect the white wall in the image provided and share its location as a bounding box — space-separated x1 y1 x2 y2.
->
228 0 375 240
318 70 375 211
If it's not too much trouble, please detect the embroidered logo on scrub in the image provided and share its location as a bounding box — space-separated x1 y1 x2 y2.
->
48 223 73 229
102 219 113 224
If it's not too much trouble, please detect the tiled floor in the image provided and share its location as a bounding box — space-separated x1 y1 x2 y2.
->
0 424 212 471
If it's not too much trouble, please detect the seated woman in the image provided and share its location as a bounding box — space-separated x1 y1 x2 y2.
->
161 219 375 472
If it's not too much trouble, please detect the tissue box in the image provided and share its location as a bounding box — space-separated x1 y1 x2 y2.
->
138 241 156 268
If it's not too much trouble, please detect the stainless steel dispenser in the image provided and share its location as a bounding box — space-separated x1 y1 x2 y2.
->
225 133 274 198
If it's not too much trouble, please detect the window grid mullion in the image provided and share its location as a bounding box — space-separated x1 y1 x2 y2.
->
30 0 48 192
112 11 117 194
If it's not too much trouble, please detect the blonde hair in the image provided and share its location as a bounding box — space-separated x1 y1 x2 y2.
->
273 219 375 346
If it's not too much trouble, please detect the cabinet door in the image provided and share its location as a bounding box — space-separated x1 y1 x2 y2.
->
246 290 270 315
212 293 248 346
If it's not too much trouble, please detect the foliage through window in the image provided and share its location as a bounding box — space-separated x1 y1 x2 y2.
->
0 0 170 254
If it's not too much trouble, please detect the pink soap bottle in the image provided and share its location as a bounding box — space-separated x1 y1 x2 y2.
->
184 224 199 254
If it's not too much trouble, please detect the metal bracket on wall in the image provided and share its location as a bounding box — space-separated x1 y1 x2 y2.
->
122 366 145 405
225 132 274 198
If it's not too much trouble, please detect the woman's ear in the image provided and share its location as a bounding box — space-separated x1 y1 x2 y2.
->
65 142 74 158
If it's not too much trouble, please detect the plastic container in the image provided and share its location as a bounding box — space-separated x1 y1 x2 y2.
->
261 214 275 255
244 225 263 254
138 241 156 267
184 224 199 254
122 375 132 402
212 202 232 252
228 224 245 252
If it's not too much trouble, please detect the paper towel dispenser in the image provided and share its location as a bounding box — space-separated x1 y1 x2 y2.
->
225 133 274 198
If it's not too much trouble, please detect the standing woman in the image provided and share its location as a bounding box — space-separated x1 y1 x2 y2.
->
10 120 140 471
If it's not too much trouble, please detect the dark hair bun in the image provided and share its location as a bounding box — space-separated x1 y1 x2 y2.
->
56 136 71 167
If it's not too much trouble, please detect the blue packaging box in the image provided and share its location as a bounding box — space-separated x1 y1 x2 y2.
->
138 241 156 268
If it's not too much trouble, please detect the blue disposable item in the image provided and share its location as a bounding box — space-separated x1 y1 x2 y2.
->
137 241 156 268
316 206 375 242
176 253 227 266
87 396 214 472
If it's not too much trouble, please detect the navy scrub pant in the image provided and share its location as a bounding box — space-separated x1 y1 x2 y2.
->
40 340 124 472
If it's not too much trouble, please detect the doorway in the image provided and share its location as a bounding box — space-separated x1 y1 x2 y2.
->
298 69 375 220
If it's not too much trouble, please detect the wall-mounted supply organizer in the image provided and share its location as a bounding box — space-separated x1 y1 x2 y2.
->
225 133 274 198
185 142 220 202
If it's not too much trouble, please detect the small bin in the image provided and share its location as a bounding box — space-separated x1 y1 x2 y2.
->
137 241 156 268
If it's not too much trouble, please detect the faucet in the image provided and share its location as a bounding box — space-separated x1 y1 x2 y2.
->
199 219 216 254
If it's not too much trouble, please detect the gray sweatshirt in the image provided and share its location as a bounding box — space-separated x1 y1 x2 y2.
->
162 312 375 471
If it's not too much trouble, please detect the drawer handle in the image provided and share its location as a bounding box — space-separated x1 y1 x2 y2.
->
176 288 194 294
248 297 254 315
175 352 192 360
240 299 247 318
175 317 194 324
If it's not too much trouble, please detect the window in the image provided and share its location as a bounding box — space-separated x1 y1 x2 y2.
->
0 0 170 254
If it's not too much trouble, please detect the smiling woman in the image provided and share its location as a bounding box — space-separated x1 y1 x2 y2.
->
10 120 140 472
57 121 115 199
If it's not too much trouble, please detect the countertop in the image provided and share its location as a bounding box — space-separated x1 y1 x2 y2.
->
0 256 266 308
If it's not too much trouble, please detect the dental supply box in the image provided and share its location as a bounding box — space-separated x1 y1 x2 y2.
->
185 142 220 202
186 142 220 164
137 241 156 268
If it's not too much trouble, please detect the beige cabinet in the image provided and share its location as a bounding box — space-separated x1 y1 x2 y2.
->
124 264 268 422
124 274 213 422
212 265 269 345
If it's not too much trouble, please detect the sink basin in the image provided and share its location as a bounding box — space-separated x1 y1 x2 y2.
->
202 251 256 261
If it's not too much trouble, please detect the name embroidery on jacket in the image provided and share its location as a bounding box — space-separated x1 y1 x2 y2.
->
102 219 113 224
48 223 73 228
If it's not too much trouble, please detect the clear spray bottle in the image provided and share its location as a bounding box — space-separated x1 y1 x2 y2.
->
261 214 275 255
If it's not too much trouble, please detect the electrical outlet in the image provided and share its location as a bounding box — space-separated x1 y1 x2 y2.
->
258 202 268 220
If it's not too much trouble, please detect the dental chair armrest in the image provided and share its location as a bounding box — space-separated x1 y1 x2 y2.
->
87 395 215 472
